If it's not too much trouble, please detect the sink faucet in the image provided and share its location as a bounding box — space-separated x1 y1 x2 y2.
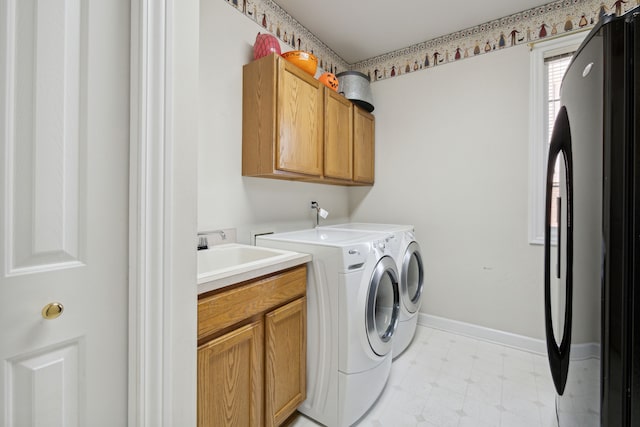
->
311 201 329 227
197 230 227 250
198 235 208 250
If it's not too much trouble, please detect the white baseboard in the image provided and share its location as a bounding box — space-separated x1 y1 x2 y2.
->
418 313 599 360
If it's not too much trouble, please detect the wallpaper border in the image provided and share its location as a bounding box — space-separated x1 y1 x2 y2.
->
222 0 638 82
221 0 349 74
352 0 637 81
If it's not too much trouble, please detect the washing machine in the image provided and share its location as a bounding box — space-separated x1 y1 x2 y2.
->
256 228 400 427
320 223 424 358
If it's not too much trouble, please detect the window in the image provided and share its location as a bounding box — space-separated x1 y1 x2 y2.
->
529 32 586 245
546 53 572 229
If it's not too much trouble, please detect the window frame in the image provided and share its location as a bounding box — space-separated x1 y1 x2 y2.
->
528 32 587 245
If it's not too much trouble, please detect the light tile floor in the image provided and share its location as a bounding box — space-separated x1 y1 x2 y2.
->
289 325 558 427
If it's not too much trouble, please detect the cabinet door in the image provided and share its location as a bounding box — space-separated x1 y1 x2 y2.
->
265 297 307 427
198 321 264 427
353 107 375 184
277 61 323 176
324 89 353 180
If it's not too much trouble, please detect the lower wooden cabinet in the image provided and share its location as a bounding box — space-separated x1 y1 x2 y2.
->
265 297 306 427
197 266 307 427
198 321 264 427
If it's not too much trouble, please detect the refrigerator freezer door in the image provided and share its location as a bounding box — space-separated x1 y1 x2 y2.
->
548 17 605 427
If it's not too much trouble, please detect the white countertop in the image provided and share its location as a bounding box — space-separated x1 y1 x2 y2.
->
197 243 311 294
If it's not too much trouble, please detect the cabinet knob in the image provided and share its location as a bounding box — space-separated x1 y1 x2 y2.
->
42 302 64 320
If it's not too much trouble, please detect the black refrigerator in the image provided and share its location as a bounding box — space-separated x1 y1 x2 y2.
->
544 7 640 427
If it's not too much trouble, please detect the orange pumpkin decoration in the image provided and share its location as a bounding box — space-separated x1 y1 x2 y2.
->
319 72 339 91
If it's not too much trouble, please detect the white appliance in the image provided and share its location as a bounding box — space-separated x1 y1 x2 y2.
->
256 228 400 427
320 223 424 358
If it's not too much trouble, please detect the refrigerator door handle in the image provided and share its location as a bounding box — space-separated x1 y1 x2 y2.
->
544 106 574 395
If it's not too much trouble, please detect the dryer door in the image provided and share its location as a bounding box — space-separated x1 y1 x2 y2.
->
366 256 400 356
401 241 424 313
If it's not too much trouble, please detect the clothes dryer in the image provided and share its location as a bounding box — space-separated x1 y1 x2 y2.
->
257 228 400 427
320 223 424 358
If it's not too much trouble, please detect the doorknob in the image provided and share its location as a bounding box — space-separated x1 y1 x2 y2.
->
42 302 64 320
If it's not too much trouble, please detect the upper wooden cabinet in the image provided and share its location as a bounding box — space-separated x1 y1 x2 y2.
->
242 54 374 186
353 107 375 184
323 89 353 181
243 53 323 179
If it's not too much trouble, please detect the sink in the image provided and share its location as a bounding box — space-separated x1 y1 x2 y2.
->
199 244 289 271
197 243 311 293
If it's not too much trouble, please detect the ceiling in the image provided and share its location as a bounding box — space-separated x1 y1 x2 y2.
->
272 0 554 64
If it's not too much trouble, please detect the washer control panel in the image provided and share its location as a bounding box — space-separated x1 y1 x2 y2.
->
342 242 369 270
341 233 395 270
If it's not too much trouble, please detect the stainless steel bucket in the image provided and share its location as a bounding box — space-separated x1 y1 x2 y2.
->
336 71 374 112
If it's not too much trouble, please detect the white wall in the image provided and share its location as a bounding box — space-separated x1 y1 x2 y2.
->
199 1 350 242
350 47 546 340
201 0 546 340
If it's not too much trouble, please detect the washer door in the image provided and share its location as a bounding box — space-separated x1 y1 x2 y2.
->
366 256 400 356
401 241 424 313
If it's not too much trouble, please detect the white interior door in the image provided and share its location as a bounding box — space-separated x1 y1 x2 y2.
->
0 0 130 425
